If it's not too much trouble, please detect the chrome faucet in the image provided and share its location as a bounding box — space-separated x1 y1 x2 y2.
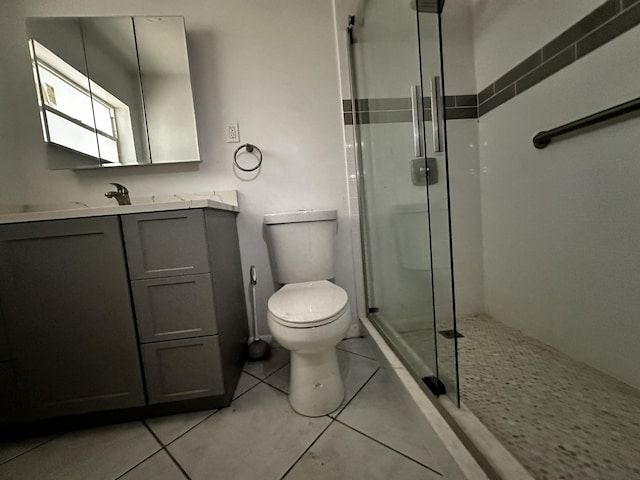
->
105 183 131 205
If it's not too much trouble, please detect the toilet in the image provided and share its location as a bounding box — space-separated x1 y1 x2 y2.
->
264 210 351 417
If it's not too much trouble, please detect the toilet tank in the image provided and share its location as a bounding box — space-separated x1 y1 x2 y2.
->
264 210 337 284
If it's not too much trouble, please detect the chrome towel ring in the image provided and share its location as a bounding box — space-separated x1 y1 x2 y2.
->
233 143 263 172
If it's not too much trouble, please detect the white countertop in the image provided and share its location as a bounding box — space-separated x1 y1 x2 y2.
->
0 191 239 225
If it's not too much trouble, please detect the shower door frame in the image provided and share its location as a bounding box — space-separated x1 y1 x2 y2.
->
345 5 460 406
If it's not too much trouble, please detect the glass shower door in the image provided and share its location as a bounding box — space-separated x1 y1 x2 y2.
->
350 0 459 404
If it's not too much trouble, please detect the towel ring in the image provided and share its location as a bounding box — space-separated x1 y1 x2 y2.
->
233 143 263 172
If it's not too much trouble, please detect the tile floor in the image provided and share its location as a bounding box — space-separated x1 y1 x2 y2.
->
458 315 640 480
0 338 463 480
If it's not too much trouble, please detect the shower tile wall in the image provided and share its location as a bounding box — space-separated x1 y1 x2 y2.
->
473 0 640 390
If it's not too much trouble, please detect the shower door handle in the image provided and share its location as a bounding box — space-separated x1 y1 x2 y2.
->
430 76 444 153
410 85 423 157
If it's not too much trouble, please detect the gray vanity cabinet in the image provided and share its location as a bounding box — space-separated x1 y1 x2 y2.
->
122 209 210 280
141 336 224 403
122 209 247 405
0 217 145 421
130 274 218 343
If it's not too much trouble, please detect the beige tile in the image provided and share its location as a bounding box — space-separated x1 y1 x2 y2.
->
119 451 185 480
283 422 441 480
0 434 56 465
264 349 378 416
168 383 330 480
337 370 448 472
146 410 216 446
233 371 261 400
337 337 377 360
0 422 160 480
242 347 289 379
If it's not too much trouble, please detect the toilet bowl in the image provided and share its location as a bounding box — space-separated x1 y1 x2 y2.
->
264 210 351 416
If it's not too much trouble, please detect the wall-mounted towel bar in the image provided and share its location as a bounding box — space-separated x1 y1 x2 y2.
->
533 96 640 149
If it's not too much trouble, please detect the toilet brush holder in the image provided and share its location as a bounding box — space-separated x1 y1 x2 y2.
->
247 265 271 361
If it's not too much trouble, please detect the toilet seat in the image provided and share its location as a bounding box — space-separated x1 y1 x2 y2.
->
268 280 349 328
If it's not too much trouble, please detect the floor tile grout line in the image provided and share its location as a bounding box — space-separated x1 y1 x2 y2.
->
242 368 267 381
263 380 289 396
329 366 380 420
164 373 268 449
336 344 378 361
142 421 192 480
113 448 163 480
257 358 291 383
163 408 221 448
333 418 443 476
0 435 60 466
278 418 336 480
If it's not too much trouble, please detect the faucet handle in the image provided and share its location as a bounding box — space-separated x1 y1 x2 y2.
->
109 183 128 194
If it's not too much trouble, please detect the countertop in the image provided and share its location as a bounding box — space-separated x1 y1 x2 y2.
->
0 191 239 225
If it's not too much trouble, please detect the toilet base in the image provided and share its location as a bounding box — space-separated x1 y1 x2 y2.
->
288 348 345 417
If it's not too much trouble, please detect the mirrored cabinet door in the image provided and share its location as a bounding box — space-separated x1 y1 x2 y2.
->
82 17 151 166
27 18 102 169
25 16 201 170
135 17 200 164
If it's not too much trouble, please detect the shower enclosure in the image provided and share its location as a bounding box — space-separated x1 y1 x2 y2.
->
347 0 459 404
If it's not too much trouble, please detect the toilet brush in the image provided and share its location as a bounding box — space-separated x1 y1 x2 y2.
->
247 265 271 361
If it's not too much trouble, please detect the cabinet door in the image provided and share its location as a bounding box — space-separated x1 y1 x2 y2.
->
141 336 224 404
0 308 11 361
122 210 210 280
0 361 22 424
0 217 145 419
132 273 217 343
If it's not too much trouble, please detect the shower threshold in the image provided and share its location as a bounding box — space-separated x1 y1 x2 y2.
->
359 315 496 480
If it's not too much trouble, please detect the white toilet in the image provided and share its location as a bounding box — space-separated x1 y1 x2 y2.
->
264 210 351 417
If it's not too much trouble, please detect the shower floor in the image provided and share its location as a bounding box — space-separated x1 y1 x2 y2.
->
457 315 640 480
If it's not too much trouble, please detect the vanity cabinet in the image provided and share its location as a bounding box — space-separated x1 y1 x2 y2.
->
0 206 247 427
0 310 20 423
122 208 247 405
0 217 145 421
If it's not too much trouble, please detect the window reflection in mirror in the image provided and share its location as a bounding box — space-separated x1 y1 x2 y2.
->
26 16 200 170
81 17 150 166
26 17 101 169
30 40 123 164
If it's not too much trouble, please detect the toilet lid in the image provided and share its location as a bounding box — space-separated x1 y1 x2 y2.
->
268 280 349 328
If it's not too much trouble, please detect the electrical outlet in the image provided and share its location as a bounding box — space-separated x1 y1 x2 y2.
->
227 123 240 143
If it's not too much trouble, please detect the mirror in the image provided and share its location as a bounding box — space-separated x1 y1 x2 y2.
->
26 16 200 169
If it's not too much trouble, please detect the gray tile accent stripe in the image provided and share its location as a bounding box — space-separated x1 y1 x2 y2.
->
477 0 640 116
515 46 575 96
494 51 542 93
478 85 515 117
344 1 640 124
577 0 640 58
542 0 620 60
343 95 478 124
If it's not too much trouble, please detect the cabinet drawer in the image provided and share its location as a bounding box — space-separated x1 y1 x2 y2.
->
132 274 217 343
141 336 224 404
122 210 210 280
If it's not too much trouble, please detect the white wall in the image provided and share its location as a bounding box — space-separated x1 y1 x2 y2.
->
441 0 484 317
0 1 27 209
473 1 640 388
1 0 358 337
472 0 602 89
